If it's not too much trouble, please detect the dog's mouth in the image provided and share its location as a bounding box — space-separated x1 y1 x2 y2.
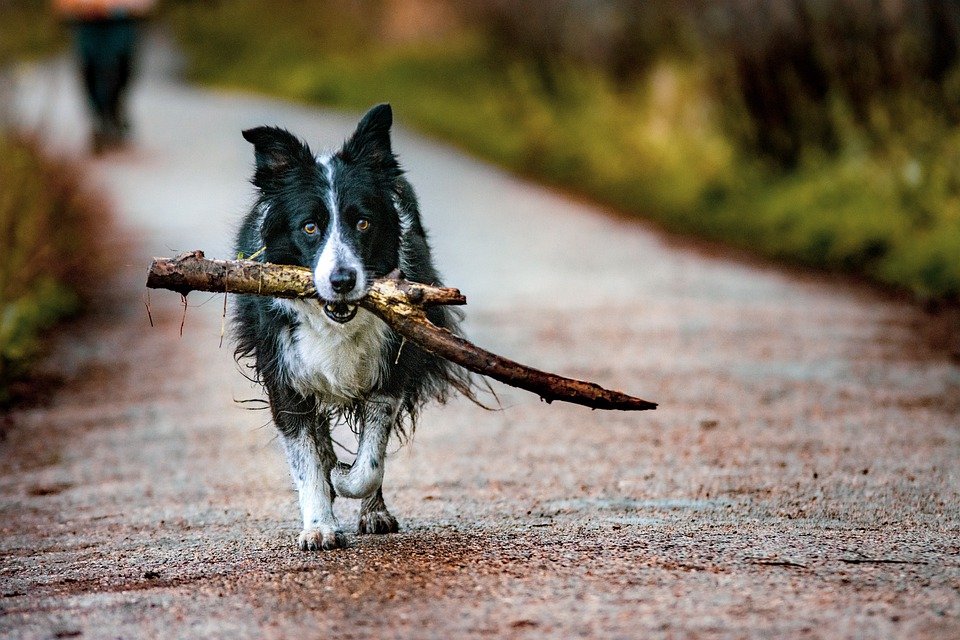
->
323 302 358 324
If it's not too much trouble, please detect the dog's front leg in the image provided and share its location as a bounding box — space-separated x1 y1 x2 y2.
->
331 398 398 500
283 427 346 550
330 398 400 534
271 388 345 551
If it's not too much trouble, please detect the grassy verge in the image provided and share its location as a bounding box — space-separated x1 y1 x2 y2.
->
0 135 110 407
167 2 960 302
0 3 108 406
0 0 66 63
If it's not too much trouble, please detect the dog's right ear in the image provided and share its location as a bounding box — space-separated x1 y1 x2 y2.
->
242 126 313 190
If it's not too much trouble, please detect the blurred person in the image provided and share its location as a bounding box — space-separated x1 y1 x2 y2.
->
53 0 155 153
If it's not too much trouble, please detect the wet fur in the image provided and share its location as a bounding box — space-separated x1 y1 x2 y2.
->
231 104 469 549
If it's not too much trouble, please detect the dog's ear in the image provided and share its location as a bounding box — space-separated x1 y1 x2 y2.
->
340 103 397 170
242 126 313 189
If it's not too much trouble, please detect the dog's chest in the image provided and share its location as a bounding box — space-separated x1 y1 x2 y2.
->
276 301 389 402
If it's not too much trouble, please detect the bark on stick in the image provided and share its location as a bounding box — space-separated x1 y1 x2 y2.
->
147 250 657 411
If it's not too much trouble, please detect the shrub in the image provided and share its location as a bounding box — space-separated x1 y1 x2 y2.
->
0 135 111 405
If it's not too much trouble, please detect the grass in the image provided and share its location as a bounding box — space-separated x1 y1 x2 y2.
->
0 135 110 407
167 1 960 302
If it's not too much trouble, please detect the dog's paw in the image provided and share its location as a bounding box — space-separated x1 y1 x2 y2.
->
298 526 347 551
358 510 399 535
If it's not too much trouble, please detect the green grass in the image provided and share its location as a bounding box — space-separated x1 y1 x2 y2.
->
167 1 960 302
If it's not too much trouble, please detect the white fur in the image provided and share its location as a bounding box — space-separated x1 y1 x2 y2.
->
256 202 271 230
391 192 415 276
391 192 414 237
273 299 389 402
314 155 366 300
332 400 399 498
285 432 338 529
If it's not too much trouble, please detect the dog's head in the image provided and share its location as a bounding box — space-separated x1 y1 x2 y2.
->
243 104 402 324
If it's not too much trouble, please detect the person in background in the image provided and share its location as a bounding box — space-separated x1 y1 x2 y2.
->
53 0 156 153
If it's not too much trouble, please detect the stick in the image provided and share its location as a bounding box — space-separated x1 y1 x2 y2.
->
146 250 657 411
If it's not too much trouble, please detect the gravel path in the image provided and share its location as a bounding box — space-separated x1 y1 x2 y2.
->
3 39 959 639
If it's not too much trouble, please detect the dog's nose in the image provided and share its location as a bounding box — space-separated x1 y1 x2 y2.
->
329 267 357 294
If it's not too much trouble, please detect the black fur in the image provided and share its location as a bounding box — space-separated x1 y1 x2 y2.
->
232 104 468 440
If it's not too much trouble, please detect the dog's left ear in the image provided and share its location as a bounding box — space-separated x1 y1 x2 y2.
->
340 103 397 169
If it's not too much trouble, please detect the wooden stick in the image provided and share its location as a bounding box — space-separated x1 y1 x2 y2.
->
146 250 465 305
146 250 657 411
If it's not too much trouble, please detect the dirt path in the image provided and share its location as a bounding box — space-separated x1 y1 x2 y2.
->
3 39 959 639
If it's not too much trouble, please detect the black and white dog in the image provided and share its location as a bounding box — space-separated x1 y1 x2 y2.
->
233 104 468 550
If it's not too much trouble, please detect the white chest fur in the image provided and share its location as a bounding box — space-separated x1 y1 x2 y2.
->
274 300 389 402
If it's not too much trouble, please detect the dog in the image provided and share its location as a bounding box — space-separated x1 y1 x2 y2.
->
233 104 470 550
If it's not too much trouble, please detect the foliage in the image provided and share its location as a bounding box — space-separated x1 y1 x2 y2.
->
0 135 108 405
0 0 66 65
166 0 960 301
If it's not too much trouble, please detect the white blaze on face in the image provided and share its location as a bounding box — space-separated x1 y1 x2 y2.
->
314 154 366 300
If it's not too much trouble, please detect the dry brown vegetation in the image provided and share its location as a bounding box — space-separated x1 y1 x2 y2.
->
0 134 114 406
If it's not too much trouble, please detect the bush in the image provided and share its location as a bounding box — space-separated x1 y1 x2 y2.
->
0 135 111 405
0 0 65 65
166 0 960 302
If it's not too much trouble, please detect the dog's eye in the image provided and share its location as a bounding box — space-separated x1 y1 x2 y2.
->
303 222 318 235
356 218 371 232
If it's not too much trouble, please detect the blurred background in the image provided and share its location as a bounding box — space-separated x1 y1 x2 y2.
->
2 0 960 401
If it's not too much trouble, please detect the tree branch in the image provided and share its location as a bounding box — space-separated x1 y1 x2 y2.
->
146 250 657 411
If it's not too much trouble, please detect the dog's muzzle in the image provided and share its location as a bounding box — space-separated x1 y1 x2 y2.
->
323 302 358 324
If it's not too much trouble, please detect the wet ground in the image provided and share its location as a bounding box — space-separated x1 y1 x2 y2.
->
2 41 959 639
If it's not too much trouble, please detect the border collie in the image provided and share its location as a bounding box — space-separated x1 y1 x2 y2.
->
233 104 470 550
